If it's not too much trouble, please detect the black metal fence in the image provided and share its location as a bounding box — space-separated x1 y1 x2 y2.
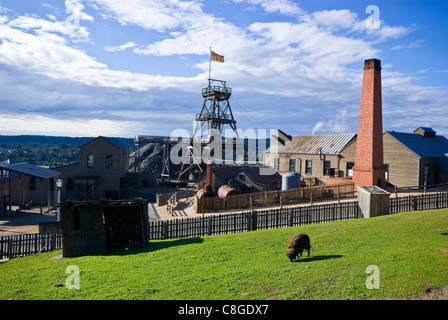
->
149 200 360 240
389 192 448 214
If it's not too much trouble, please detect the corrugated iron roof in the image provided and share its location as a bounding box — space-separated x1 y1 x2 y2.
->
0 162 61 179
272 133 357 155
387 131 448 158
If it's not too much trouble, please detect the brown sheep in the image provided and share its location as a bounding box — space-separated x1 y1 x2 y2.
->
286 233 311 262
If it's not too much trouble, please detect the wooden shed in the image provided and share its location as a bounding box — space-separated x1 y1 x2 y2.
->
61 199 149 257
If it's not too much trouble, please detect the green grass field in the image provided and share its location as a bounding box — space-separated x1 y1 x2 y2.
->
1 208 447 300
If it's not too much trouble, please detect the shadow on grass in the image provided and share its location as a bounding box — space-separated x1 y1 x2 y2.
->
293 254 343 262
105 237 204 256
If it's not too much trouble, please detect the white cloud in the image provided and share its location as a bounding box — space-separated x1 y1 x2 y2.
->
0 15 205 92
66 0 95 22
0 1 445 137
408 39 424 48
233 0 303 16
303 9 410 43
105 41 137 52
90 0 204 32
0 113 143 137
46 14 57 22
6 14 90 43
306 9 358 30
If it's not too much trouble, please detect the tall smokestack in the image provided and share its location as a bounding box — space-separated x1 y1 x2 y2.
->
206 160 213 187
352 58 386 188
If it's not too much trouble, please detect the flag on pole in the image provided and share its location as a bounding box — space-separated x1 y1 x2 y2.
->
211 50 224 63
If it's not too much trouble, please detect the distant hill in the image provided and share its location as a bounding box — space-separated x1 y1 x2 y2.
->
0 135 135 147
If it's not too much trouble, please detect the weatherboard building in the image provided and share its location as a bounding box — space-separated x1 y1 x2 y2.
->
56 136 130 201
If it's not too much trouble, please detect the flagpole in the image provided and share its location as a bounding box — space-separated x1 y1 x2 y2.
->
208 46 211 85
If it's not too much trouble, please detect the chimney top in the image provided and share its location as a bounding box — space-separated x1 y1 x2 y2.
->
364 59 381 70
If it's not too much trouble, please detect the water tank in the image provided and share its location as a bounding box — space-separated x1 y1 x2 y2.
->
218 185 239 198
196 184 213 199
282 172 301 190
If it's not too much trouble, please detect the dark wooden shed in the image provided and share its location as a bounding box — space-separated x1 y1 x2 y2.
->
61 199 149 257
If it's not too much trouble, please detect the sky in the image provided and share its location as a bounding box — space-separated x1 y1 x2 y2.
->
0 0 447 138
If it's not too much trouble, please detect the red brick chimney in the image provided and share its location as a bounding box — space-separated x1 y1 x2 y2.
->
352 59 386 189
206 160 213 187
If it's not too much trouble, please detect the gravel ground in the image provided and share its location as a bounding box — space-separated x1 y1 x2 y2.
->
411 286 448 300
0 209 56 237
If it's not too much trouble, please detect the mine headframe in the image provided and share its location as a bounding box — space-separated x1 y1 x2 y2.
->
193 78 238 140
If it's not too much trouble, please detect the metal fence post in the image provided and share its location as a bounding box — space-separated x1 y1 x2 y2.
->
252 211 258 231
208 216 213 236
162 221 168 240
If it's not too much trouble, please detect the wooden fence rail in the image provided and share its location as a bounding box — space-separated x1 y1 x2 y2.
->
166 192 177 216
196 183 355 212
0 232 62 260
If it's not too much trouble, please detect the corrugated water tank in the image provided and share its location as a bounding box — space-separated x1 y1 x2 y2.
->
282 172 301 190
218 185 239 198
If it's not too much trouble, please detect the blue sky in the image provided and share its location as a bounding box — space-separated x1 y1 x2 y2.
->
0 0 446 138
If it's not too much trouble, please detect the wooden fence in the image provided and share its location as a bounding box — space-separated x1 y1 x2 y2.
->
166 192 177 216
0 232 62 260
196 183 355 213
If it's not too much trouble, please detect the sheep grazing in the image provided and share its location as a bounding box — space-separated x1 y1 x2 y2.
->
286 233 311 262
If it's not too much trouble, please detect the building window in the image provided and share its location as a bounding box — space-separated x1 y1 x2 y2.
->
106 155 113 168
87 155 94 168
305 160 312 175
29 177 36 191
424 165 430 184
274 158 279 172
238 172 246 181
289 159 295 172
73 207 80 230
346 162 355 177
323 160 331 176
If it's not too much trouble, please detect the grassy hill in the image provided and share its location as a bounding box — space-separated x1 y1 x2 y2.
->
0 208 447 300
